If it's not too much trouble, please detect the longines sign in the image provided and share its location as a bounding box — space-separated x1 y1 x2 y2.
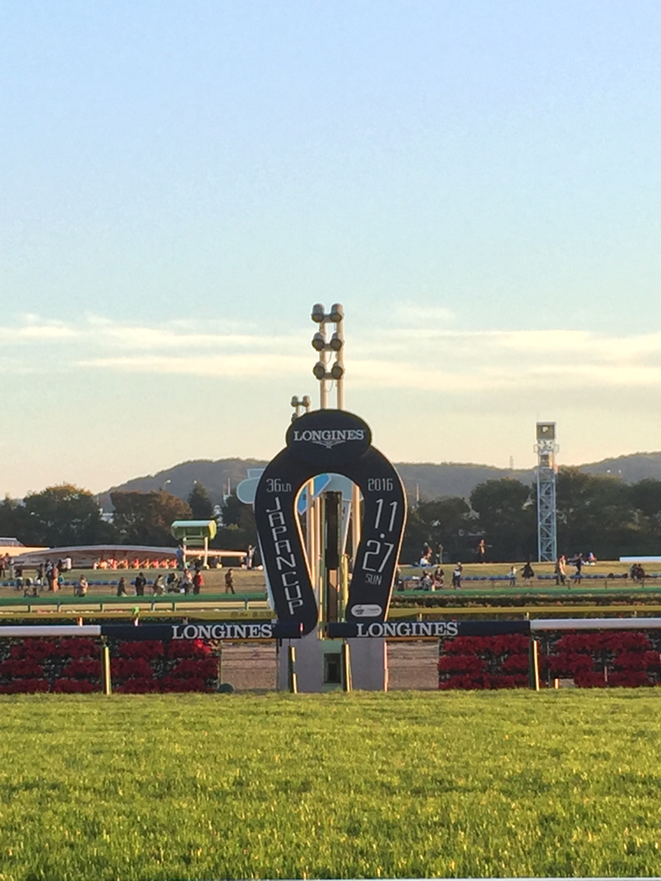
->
327 620 531 639
95 623 302 641
255 409 407 636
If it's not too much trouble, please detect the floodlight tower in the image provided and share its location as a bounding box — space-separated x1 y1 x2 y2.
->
311 303 345 408
535 422 559 562
310 304 349 624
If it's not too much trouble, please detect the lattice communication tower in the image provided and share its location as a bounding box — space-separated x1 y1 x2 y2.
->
535 422 558 562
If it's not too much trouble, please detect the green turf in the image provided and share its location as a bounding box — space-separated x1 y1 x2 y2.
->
1 692 661 879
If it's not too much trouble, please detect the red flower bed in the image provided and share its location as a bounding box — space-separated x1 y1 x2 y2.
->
119 640 164 659
169 639 212 658
54 678 97 693
62 659 101 679
109 639 219 693
0 677 50 694
0 636 219 694
110 657 154 680
542 630 661 688
439 635 530 690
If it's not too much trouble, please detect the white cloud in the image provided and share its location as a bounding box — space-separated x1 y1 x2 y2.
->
3 313 661 397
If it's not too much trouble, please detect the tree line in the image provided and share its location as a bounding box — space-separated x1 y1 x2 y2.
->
2 467 660 562
404 468 661 563
0 482 252 551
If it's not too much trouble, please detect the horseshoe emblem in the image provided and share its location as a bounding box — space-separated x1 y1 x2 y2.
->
254 410 407 635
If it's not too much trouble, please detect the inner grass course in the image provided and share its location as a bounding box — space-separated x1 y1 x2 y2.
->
2 692 661 880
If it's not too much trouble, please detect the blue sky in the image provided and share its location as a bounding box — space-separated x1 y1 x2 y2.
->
2 0 661 497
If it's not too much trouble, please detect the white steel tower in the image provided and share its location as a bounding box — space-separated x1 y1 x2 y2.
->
535 422 558 562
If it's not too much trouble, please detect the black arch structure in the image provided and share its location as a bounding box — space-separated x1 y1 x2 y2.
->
254 410 407 636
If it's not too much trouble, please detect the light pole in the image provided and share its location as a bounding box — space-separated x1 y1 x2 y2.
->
290 395 311 422
535 422 559 563
311 303 344 409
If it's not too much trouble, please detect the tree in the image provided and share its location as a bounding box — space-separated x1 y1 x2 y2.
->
555 468 638 558
470 479 535 561
111 490 192 546
0 496 31 543
631 478 661 538
412 497 473 563
22 484 110 547
187 482 214 520
215 491 257 552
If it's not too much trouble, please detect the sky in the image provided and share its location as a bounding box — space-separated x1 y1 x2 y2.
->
2 0 661 498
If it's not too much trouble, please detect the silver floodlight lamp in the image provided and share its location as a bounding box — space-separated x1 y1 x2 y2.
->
311 332 326 351
329 332 343 351
330 362 344 380
311 304 326 323
302 395 311 407
313 361 326 380
290 396 299 407
329 303 344 323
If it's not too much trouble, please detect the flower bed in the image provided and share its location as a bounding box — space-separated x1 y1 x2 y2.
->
542 631 661 688
438 634 530 690
109 638 218 693
0 638 100 694
0 637 219 693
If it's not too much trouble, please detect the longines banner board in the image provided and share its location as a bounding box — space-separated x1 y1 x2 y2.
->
0 623 303 641
326 620 531 639
254 409 407 635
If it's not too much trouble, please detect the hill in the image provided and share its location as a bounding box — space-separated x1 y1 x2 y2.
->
102 451 661 508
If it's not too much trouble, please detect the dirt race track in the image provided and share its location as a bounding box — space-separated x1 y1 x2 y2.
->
220 642 439 692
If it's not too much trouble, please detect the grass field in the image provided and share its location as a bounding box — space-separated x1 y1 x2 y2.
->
1 691 661 880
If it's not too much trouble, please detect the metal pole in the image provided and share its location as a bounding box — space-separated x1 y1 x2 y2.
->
529 638 540 691
288 645 298 694
336 315 344 410
351 483 361 561
320 371 328 409
342 640 352 692
101 641 112 695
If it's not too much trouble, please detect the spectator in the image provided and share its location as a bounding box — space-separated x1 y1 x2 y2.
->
134 572 147 596
572 554 583 585
224 568 235 594
522 560 535 586
117 577 127 597
152 574 165 595
508 565 517 587
554 555 567 586
451 563 462 589
192 570 204 594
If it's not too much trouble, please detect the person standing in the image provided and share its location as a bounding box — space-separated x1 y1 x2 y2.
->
134 572 147 596
181 569 193 593
117 577 127 597
192 570 204 594
522 560 535 586
224 568 235 594
48 563 59 593
554 555 566 586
